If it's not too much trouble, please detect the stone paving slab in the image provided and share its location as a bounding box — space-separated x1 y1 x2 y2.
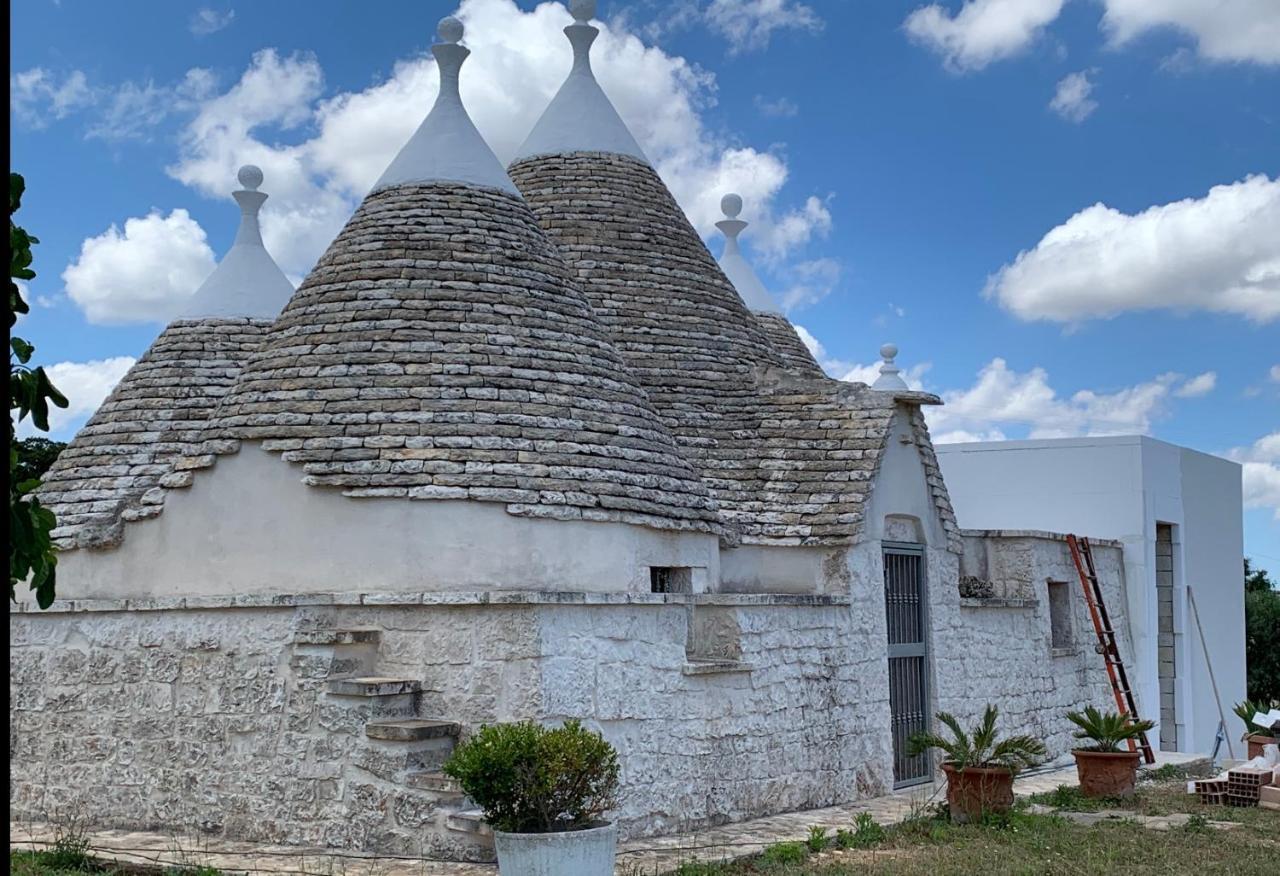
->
8 752 1208 876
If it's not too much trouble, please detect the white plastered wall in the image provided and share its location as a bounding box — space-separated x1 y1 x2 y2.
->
56 442 721 601
936 436 1246 753
849 403 960 785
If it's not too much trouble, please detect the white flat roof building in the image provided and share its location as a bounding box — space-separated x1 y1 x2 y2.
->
936 435 1246 755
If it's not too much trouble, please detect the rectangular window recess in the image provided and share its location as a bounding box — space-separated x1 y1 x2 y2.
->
650 566 692 594
1048 579 1073 650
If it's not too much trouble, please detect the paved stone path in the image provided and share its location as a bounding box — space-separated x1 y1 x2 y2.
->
8 752 1208 875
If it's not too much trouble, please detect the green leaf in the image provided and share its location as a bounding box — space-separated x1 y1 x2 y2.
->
11 336 33 363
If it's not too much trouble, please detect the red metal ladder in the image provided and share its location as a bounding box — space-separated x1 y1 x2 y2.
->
1067 534 1156 764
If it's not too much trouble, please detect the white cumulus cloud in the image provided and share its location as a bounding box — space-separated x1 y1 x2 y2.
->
927 358 1184 440
1228 432 1280 520
906 0 1280 70
164 0 833 290
1173 371 1216 398
62 210 217 324
1101 0 1280 66
1049 70 1098 122
904 0 1065 72
16 357 137 440
704 0 824 54
986 174 1280 324
190 8 235 37
9 68 94 127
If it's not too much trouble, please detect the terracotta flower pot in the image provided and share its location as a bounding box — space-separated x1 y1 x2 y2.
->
1073 749 1141 798
1246 734 1279 759
941 763 1015 823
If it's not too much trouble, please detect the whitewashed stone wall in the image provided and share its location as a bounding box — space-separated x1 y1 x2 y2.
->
933 531 1135 766
10 593 880 858
9 533 1136 859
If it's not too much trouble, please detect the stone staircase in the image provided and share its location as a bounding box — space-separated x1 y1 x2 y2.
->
291 624 494 859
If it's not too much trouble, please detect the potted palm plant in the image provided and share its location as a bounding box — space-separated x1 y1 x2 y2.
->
443 719 620 875
908 704 1046 823
1066 706 1155 798
1233 700 1280 758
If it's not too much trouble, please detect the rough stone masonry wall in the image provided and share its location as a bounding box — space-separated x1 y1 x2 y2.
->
932 532 1136 766
9 593 880 856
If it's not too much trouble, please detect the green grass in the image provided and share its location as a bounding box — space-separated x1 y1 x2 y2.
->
10 848 223 876
659 778 1278 875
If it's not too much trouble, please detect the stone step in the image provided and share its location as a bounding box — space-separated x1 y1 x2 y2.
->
406 770 463 794
446 809 492 837
326 677 422 697
365 720 460 742
293 628 382 646
354 736 456 780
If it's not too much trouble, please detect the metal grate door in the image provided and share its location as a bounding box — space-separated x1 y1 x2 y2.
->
884 545 931 787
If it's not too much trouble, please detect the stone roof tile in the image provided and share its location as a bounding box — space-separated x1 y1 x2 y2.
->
204 181 723 535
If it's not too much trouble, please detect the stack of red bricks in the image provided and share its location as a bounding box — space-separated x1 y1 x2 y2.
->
1260 772 1280 812
1194 778 1227 806
1226 767 1272 807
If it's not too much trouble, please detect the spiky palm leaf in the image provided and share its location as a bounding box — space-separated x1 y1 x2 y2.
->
1066 706 1155 753
908 704 1046 774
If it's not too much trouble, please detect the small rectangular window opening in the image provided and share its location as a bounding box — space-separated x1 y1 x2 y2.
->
650 566 692 594
1048 580 1073 650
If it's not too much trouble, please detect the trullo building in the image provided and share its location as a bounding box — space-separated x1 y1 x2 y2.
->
12 3 1169 863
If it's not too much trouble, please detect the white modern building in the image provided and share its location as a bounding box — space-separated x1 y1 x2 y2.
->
936 435 1246 755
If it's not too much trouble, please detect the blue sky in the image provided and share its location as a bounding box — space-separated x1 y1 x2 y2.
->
9 0 1278 573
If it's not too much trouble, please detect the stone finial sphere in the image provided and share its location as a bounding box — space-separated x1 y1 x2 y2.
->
569 0 596 23
438 16 464 44
880 343 898 361
721 193 743 219
237 165 264 191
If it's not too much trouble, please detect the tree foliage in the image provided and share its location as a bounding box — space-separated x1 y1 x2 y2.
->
14 437 66 483
10 172 68 609
1244 558 1279 705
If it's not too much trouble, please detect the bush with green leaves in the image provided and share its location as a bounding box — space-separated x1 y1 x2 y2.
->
835 812 886 849
805 825 829 852
443 719 619 833
1066 706 1155 753
908 704 1046 774
10 172 68 610
758 841 807 865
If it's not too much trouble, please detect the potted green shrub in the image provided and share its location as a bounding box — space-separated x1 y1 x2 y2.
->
1066 706 1155 798
443 719 620 875
908 704 1046 823
1233 700 1279 759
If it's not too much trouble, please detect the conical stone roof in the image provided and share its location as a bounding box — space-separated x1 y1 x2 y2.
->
182 165 295 318
510 2 948 546
202 18 720 535
38 166 291 548
715 193 824 378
